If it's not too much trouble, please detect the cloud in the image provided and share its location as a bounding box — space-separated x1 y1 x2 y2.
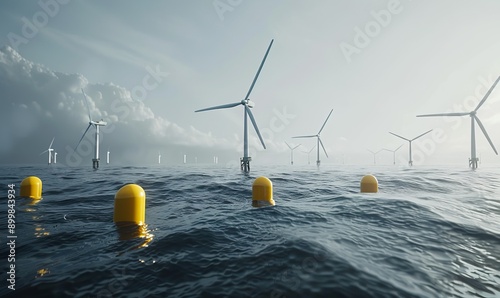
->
0 45 233 165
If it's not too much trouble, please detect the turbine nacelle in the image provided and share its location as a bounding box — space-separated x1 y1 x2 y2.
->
247 99 255 108
90 119 107 126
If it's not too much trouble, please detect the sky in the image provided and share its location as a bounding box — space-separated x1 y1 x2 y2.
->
1 0 500 167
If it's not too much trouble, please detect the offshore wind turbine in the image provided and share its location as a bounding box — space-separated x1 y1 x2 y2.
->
54 152 57 164
367 149 383 165
417 76 500 169
158 151 161 164
389 129 433 166
195 39 274 172
384 144 403 165
285 141 301 165
74 89 107 169
302 145 316 165
106 148 110 164
40 137 55 164
293 109 333 166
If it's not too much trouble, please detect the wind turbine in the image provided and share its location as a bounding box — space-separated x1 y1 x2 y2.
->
389 130 433 166
158 151 161 164
302 145 316 165
293 109 333 166
195 39 274 172
107 148 110 164
285 141 301 165
417 76 500 169
40 137 55 165
75 89 107 169
367 149 383 165
54 152 57 164
383 144 403 165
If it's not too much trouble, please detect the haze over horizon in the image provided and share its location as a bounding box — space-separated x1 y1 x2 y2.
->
1 1 500 167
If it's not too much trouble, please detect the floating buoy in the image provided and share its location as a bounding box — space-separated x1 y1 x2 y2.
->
20 176 42 200
252 176 275 207
360 175 378 193
113 184 146 225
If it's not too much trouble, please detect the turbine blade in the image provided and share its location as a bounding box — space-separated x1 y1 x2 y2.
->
318 137 328 158
395 144 404 151
318 109 333 134
48 137 55 149
39 150 48 155
475 76 500 112
475 115 498 155
293 144 301 150
81 88 92 122
285 141 292 149
411 129 433 141
417 112 469 117
367 149 374 154
309 145 315 153
75 123 92 151
389 132 410 142
246 106 266 149
195 102 241 112
244 39 274 101
293 135 317 139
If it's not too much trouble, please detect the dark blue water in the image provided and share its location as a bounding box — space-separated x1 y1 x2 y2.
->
1 164 499 297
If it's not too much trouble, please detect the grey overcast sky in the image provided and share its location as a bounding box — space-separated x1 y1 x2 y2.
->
1 0 500 167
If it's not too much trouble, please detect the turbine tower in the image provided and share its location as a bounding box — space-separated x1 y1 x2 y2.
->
389 130 433 166
107 148 110 164
293 109 333 166
195 39 274 172
54 152 57 164
302 145 316 165
40 137 55 165
367 149 383 165
75 89 107 169
417 76 500 169
384 144 403 165
158 151 161 164
285 141 300 165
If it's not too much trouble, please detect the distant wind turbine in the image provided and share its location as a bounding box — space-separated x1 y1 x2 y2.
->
293 109 333 166
285 141 301 165
107 148 110 164
158 151 161 164
367 149 383 165
302 145 316 165
74 89 107 169
383 144 403 165
183 154 187 164
40 137 55 165
54 152 57 164
417 76 500 169
195 39 274 172
389 130 433 166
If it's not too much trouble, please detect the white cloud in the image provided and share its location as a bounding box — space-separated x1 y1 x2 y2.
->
0 46 238 165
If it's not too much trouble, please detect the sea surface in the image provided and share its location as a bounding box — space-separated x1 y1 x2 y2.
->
0 164 499 298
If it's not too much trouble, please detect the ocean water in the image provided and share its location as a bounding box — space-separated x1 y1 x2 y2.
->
0 164 499 298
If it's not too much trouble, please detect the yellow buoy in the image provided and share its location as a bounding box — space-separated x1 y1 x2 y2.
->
360 175 378 193
20 176 43 200
113 184 146 225
252 176 275 207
